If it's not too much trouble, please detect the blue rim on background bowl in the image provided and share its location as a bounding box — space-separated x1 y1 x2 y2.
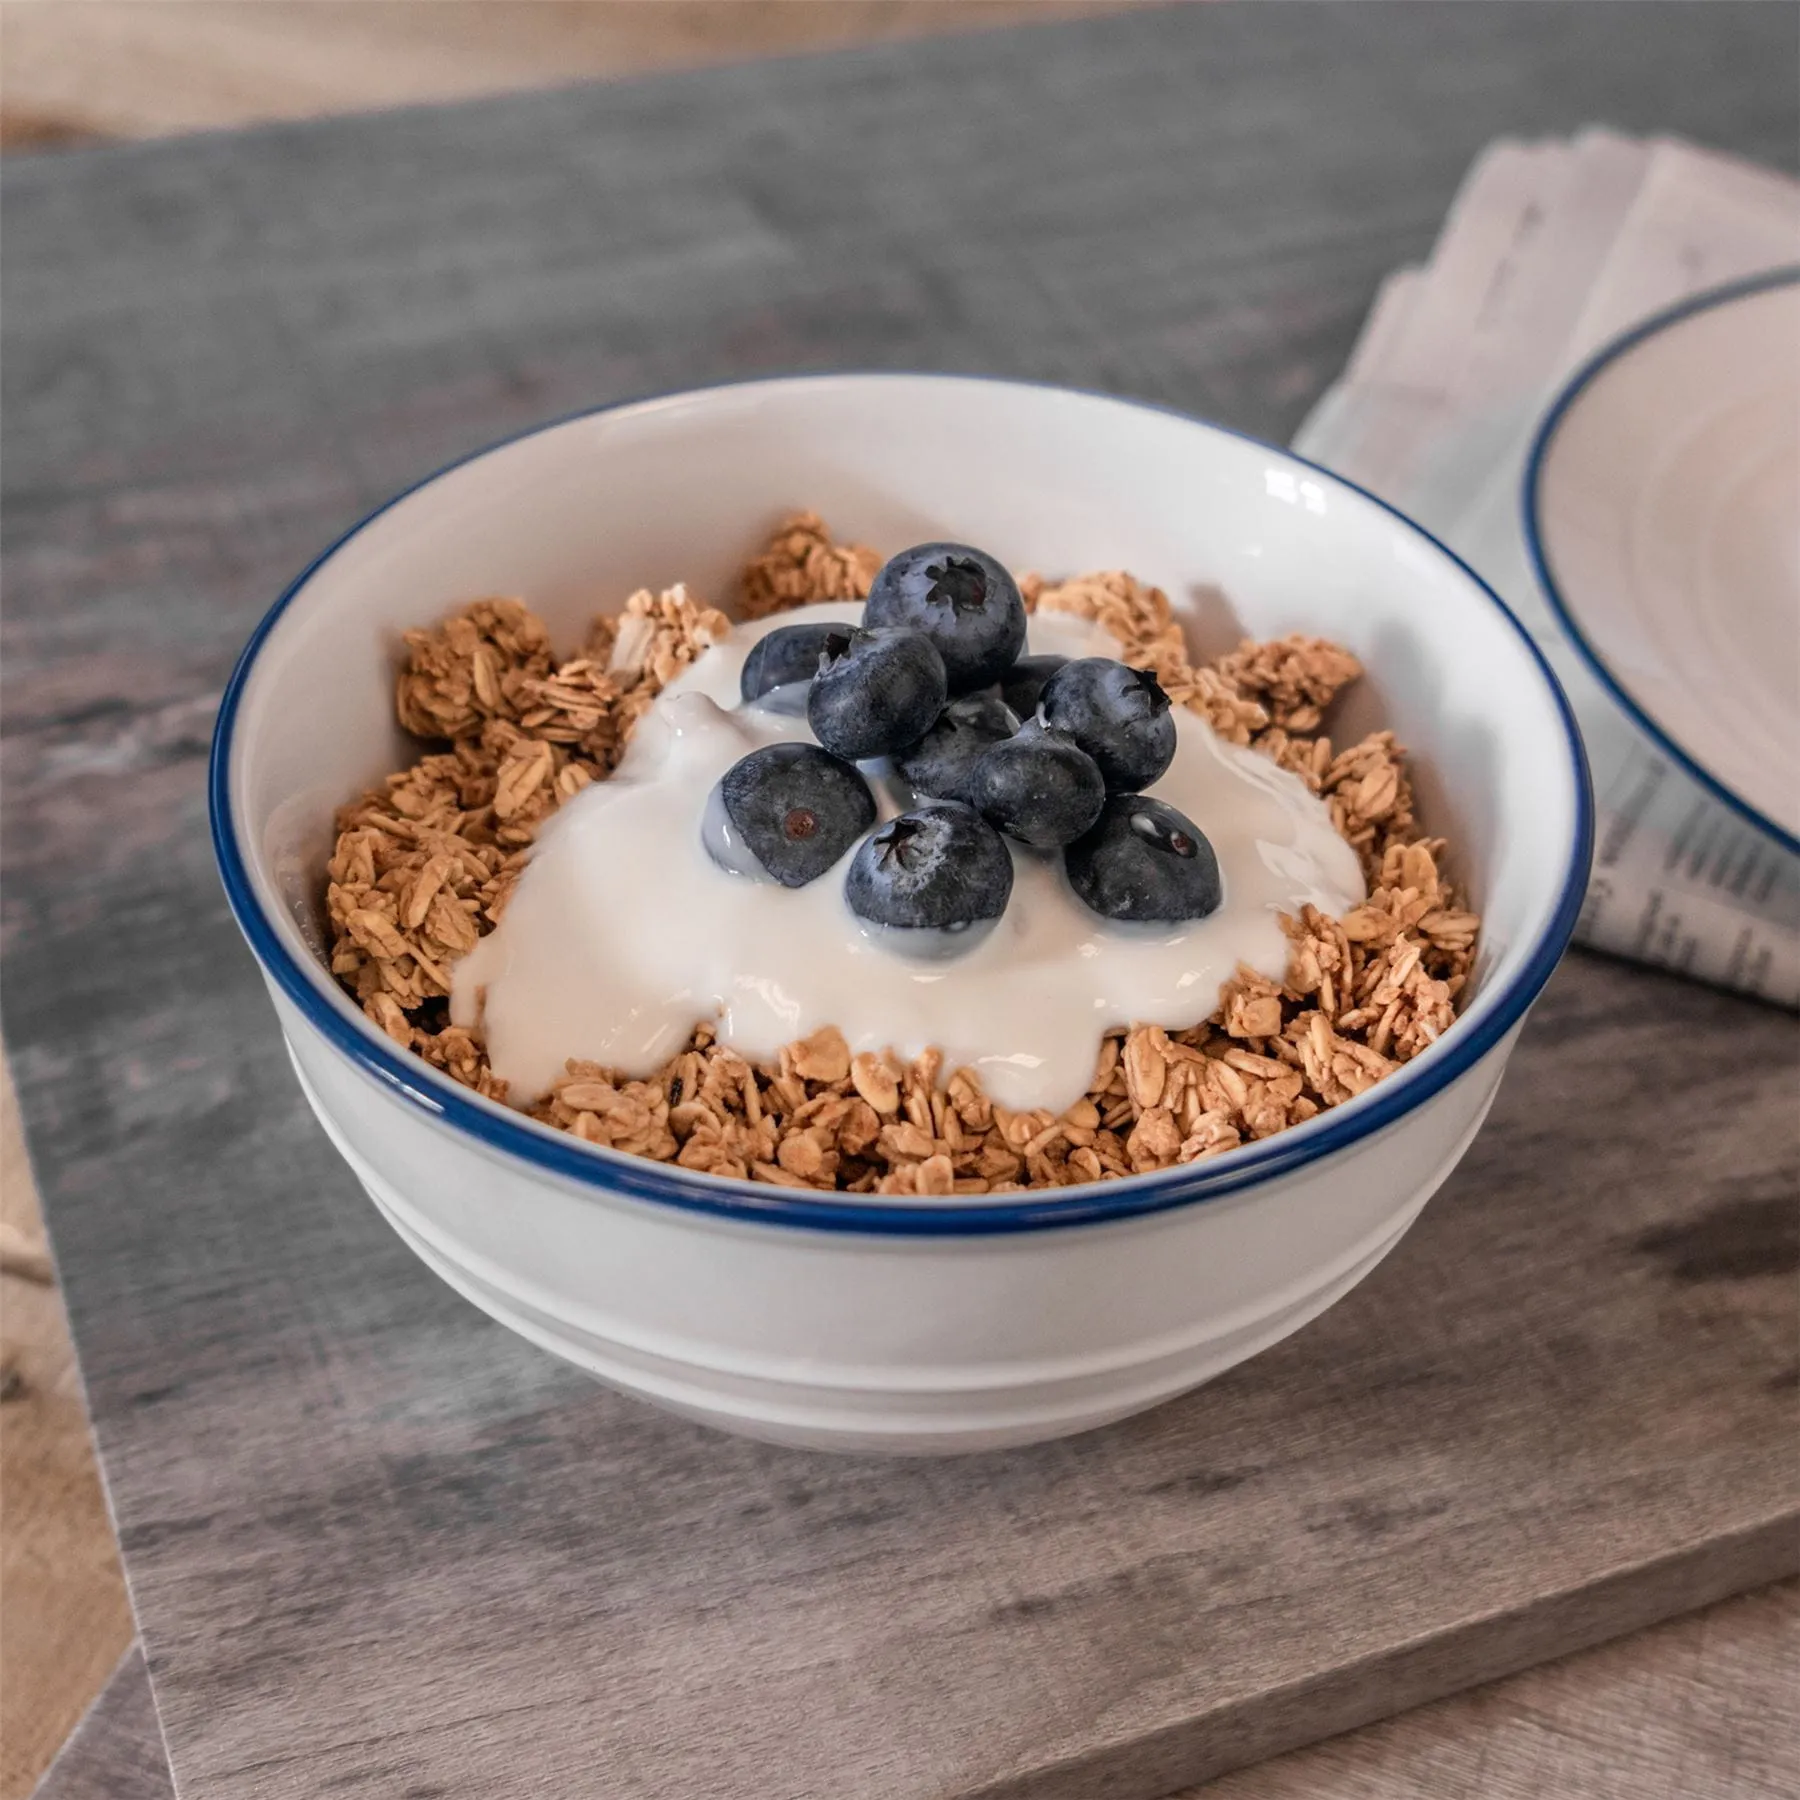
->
1524 266 1800 861
210 374 1594 1238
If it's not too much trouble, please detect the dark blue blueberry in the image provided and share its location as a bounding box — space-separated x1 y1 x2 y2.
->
864 542 1027 695
1038 657 1177 793
845 802 1014 947
893 693 1019 805
968 721 1106 849
1064 795 1222 923
1000 653 1068 720
705 743 876 888
806 627 948 762
739 620 853 711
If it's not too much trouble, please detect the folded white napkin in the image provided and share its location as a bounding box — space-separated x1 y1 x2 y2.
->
1296 132 1800 1004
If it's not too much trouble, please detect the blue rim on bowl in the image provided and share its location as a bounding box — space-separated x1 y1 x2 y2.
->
210 374 1594 1237
1523 265 1800 861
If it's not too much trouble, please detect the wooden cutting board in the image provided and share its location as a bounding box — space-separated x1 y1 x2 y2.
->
4 6 1796 1796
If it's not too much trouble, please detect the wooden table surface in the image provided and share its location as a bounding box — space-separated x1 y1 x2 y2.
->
34 1580 1800 1800
0 1061 134 1799
4 5 1797 1797
0 0 1135 147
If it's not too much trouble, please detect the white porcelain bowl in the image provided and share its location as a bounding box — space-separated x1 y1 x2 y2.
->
1527 269 1800 850
212 375 1590 1454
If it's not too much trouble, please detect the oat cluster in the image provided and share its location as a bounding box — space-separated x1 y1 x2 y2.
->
323 514 1480 1194
737 508 882 620
326 583 730 1089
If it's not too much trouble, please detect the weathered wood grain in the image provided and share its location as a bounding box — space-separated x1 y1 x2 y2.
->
0 1062 135 1800
1196 1579 1800 1800
0 1 1136 144
45 1585 1798 1800
29 1649 172 1800
3 6 1797 1797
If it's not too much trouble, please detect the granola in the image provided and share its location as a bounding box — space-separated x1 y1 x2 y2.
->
324 514 1480 1194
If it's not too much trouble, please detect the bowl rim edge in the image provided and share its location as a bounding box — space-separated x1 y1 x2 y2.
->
1523 263 1800 859
209 371 1595 1238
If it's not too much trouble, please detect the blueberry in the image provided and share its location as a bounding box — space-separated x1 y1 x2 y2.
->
705 744 876 888
864 542 1027 694
740 620 853 711
845 802 1014 947
894 693 1019 805
968 721 1106 849
806 627 948 762
1064 795 1222 923
1038 658 1177 793
1000 653 1068 720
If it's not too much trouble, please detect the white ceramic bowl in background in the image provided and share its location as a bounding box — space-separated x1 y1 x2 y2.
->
1528 268 1800 852
212 375 1590 1455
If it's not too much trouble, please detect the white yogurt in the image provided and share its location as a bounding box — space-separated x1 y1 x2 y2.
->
451 604 1364 1113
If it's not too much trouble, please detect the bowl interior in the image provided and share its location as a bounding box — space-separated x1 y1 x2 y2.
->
228 375 1582 1152
1532 277 1800 842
